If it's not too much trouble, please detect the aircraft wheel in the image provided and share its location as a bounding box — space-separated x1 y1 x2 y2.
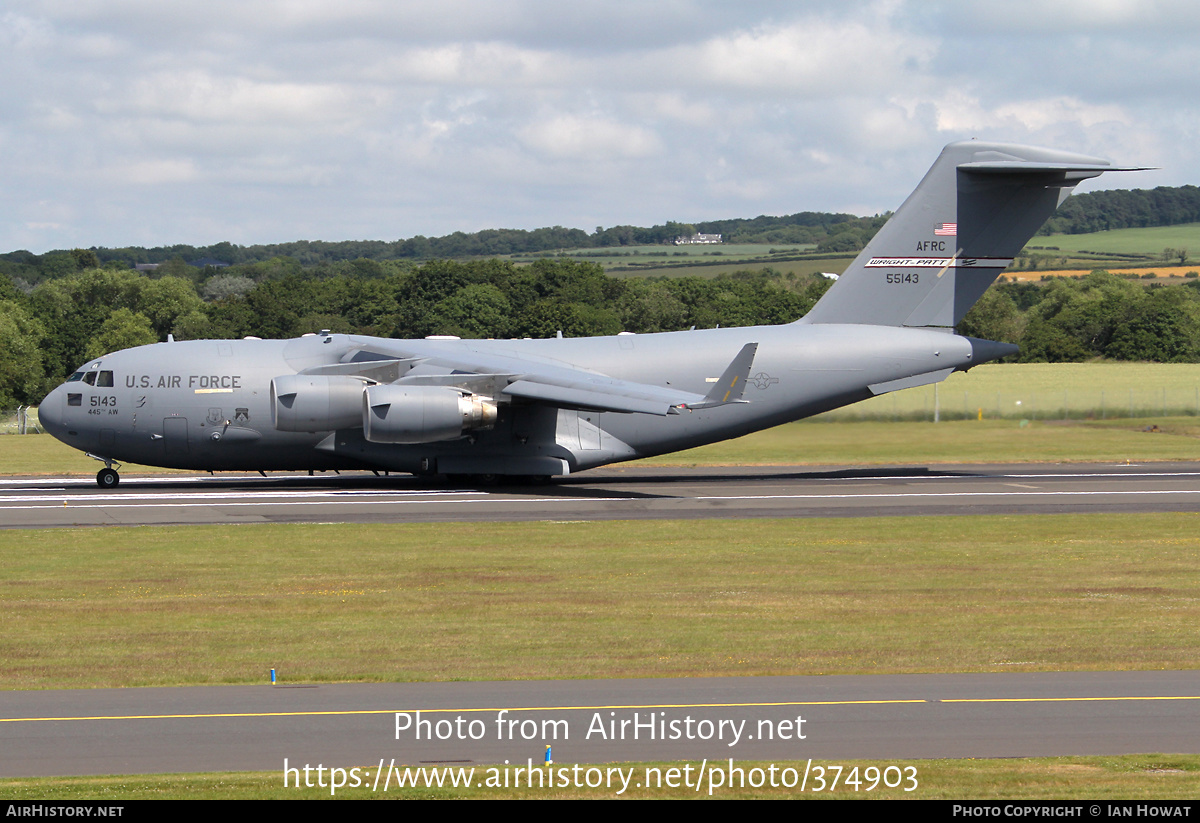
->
97 468 120 489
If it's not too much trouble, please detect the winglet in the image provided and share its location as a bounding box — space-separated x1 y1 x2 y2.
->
685 343 758 410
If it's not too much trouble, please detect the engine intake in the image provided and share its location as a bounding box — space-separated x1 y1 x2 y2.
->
363 385 498 444
271 374 365 432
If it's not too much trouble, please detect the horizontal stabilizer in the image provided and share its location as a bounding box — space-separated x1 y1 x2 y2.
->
868 368 954 396
686 343 758 409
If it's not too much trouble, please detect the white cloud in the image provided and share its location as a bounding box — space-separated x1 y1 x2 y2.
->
0 1 1192 251
519 114 662 160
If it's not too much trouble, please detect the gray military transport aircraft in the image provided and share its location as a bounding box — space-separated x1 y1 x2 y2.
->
39 141 1142 488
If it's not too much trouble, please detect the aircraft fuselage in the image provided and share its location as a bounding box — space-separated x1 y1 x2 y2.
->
38 323 984 478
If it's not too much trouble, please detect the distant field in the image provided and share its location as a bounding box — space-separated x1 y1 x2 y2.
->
501 225 1200 281
1028 223 1200 255
604 257 851 279
511 244 853 278
1003 265 1200 282
517 243 816 260
821 361 1200 422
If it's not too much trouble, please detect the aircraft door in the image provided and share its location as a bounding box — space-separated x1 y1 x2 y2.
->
162 417 189 457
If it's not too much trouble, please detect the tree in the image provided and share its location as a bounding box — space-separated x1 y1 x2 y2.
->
0 301 47 406
85 309 157 360
70 249 100 270
956 287 1025 345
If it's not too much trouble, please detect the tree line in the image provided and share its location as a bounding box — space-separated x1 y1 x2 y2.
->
0 258 827 408
0 215 892 283
1039 185 1200 235
5 255 1200 410
6 183 1199 288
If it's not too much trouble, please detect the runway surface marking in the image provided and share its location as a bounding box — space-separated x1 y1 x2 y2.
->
0 489 483 504
4 469 1200 492
943 696 1200 703
0 699 923 723
5 695 1196 723
7 488 1200 512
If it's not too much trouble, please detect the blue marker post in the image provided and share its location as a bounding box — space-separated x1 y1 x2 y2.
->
545 745 552 765
270 668 276 686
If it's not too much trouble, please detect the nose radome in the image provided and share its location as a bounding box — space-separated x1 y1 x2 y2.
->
37 386 66 439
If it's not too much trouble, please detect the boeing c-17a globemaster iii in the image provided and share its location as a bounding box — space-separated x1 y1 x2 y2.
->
39 141 1144 488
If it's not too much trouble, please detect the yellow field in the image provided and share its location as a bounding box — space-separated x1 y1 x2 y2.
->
1003 265 1200 282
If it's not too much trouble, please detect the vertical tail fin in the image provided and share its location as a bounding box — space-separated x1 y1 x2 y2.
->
801 141 1146 327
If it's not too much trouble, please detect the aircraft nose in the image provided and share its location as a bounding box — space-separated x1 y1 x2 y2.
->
38 386 66 439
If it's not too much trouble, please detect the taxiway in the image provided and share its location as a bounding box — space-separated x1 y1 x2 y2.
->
1 671 1197 778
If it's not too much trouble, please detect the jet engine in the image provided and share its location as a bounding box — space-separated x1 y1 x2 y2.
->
363 384 498 444
271 374 366 432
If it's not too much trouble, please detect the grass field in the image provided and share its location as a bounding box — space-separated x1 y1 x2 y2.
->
648 417 1200 465
498 225 1200 281
3 755 1198 799
1029 224 1200 256
4 514 1198 689
1004 265 1200 282
817 361 1200 422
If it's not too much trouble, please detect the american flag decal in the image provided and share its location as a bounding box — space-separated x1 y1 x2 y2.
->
934 222 957 236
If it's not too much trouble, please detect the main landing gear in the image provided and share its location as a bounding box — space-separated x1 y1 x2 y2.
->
87 453 121 489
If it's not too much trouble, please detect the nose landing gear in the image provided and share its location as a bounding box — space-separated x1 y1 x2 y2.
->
87 453 121 489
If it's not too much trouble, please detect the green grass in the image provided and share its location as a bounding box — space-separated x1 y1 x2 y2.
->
2 755 1198 799
510 243 855 278
820 362 1200 421
3 515 1199 689
1029 224 1200 257
0 434 184 475
644 417 1200 466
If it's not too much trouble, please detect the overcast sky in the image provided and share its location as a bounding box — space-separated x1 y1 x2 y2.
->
3 0 1197 253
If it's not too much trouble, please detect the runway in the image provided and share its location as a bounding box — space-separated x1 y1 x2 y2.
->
3 463 1197 784
1 671 1197 779
1 462 1200 528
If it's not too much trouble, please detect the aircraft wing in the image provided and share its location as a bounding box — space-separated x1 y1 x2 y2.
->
322 340 759 416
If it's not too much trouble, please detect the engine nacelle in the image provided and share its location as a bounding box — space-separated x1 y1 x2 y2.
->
363 384 498 444
271 374 366 432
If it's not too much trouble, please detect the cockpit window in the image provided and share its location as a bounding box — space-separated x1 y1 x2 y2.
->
83 372 97 386
66 372 84 382
97 370 114 387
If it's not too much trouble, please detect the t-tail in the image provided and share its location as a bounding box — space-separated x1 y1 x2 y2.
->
801 141 1147 328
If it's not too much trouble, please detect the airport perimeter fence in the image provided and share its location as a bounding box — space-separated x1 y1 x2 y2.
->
1 407 42 434
814 385 1200 422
